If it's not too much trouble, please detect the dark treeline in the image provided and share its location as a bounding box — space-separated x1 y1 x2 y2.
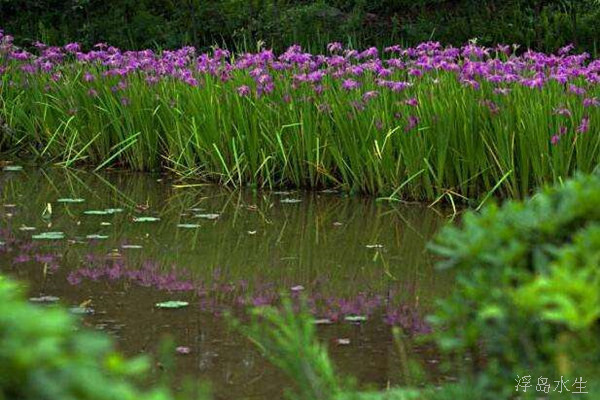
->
1 0 599 52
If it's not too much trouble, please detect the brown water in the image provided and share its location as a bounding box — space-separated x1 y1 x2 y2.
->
0 168 454 399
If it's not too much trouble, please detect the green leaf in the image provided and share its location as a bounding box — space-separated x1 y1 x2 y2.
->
57 198 85 203
155 301 189 309
133 216 160 222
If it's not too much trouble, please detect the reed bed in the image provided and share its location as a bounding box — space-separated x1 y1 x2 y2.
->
0 30 598 201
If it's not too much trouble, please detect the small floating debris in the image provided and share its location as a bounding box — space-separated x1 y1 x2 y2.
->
32 231 65 240
313 318 334 325
176 346 191 355
132 216 160 223
3 204 17 208
86 234 109 240
84 208 124 216
121 244 143 249
280 198 302 204
333 222 343 226
336 338 351 345
29 295 60 303
291 285 305 292
344 315 367 323
273 191 292 195
156 301 189 309
100 222 112 226
19 225 36 231
247 230 257 235
177 223 201 229
57 198 85 203
365 244 384 249
195 213 220 220
320 189 339 194
3 165 23 172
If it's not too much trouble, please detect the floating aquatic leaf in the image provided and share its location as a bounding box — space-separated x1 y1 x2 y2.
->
86 234 109 240
3 165 23 172
280 198 302 204
84 208 123 216
84 210 108 215
69 306 94 315
314 318 334 325
57 198 85 203
155 301 189 309
365 244 383 249
32 232 65 240
177 223 201 229
19 225 36 231
122 244 142 249
195 213 220 220
30 295 60 303
133 216 160 222
176 346 191 355
344 315 367 323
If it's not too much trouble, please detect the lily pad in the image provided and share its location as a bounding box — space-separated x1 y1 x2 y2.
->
156 301 189 309
30 295 60 303
69 306 94 315
280 198 302 204
314 318 334 325
84 208 123 216
122 244 143 249
57 198 85 203
32 232 65 240
86 234 109 240
133 216 160 223
195 213 220 220
177 223 201 229
3 165 23 172
344 315 367 323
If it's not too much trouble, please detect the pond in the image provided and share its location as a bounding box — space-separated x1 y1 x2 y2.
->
0 168 454 399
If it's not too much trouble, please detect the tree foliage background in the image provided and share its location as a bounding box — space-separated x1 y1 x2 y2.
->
0 1 598 52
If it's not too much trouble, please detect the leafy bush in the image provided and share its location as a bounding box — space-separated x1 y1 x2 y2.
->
0 276 205 400
428 172 600 397
0 1 598 53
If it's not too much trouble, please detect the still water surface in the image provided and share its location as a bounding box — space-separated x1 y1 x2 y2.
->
0 168 454 399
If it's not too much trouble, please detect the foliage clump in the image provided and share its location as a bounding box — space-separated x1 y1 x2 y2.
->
0 277 205 400
428 172 600 397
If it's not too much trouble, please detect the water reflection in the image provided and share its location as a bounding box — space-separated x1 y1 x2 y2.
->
0 168 453 398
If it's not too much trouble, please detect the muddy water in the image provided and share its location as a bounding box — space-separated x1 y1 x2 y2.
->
0 168 454 399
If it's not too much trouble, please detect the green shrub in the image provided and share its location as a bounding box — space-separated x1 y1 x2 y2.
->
427 172 600 398
0 276 206 400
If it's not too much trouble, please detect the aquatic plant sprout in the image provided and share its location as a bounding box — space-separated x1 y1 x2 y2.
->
0 30 598 199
